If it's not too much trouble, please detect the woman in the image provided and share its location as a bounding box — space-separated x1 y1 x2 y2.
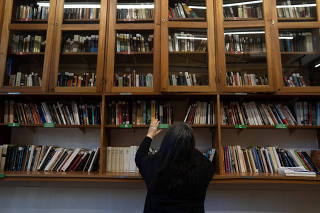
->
135 119 215 213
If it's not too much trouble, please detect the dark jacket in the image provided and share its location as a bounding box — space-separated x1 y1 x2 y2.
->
135 137 215 213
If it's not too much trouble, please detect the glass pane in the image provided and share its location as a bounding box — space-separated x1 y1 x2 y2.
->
12 0 50 23
5 30 46 87
114 31 154 88
223 0 264 21
57 31 99 87
169 28 208 86
225 28 268 86
117 0 154 23
277 0 317 22
280 29 320 87
63 0 101 24
168 0 206 21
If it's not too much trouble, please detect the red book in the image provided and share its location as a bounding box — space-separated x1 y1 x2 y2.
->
68 153 83 171
297 152 313 171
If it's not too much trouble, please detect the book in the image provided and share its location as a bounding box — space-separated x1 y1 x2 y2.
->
15 4 49 21
117 3 154 22
62 34 98 53
64 8 100 20
57 72 96 87
114 71 153 88
226 72 268 86
116 33 153 53
223 2 263 20
184 102 215 125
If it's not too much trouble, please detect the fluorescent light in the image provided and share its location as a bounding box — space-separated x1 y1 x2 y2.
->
117 4 154 9
38 2 101 8
176 36 207 40
276 4 316 9
224 31 265 35
223 0 262 7
279 36 294 40
189 6 206 10
315 63 320 68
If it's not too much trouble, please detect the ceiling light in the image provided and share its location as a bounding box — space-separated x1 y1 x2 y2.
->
117 4 154 9
176 36 207 40
224 31 265 35
223 0 262 7
276 4 316 8
279 36 294 40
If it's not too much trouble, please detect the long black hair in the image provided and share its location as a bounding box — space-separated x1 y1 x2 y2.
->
151 123 200 192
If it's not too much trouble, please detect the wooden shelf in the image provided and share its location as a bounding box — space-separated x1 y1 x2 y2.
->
221 125 320 129
9 23 48 30
54 87 98 93
8 52 45 56
224 18 263 21
169 51 208 54
12 19 48 23
64 19 100 22
61 52 98 55
117 19 154 23
169 18 206 22
226 52 266 55
278 17 317 22
105 124 216 128
0 124 101 128
115 52 153 55
281 52 320 55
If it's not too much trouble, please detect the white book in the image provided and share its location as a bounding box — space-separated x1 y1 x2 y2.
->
272 147 282 169
37 146 53 170
267 147 278 173
107 147 112 172
51 148 67 171
41 102 53 123
27 145 36 172
15 72 22 87
264 148 274 174
88 148 99 172
57 150 73 172
129 146 135 172
61 148 81 172
72 102 80 125
44 148 63 171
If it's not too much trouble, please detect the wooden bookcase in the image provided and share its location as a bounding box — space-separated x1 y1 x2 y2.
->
0 0 320 185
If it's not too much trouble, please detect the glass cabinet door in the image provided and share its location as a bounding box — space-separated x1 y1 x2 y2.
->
279 29 320 87
168 0 207 21
63 0 101 24
224 28 269 87
276 0 317 22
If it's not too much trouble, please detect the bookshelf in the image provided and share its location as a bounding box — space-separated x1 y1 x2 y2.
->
0 0 320 185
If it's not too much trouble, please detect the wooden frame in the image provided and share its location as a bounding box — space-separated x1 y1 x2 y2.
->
0 0 57 93
216 0 275 93
105 0 161 94
0 0 5 42
50 0 108 94
160 0 217 93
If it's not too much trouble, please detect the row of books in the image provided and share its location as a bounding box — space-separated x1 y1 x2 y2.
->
0 145 99 173
277 1 315 19
63 35 99 53
116 33 154 54
169 33 207 52
2 101 101 125
184 102 215 125
225 35 266 53
283 73 306 87
7 72 42 87
64 8 100 20
10 34 46 53
169 3 200 19
106 146 139 173
57 72 96 87
220 101 320 126
226 72 268 86
113 72 153 88
169 72 201 86
117 6 154 21
223 146 318 176
279 32 313 52
15 4 49 21
107 101 173 126
223 4 263 19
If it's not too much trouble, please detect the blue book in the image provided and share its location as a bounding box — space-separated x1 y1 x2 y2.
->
37 105 46 123
6 57 12 76
317 102 320 126
30 149 38 171
25 148 31 171
253 147 263 173
143 101 147 124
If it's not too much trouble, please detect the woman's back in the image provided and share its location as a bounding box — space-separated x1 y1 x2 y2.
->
135 121 215 213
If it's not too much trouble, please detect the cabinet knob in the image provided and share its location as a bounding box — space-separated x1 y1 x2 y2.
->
161 18 166 23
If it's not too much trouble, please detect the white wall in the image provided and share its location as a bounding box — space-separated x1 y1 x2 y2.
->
2 128 319 213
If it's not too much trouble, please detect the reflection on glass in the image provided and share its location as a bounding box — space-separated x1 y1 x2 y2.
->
57 31 99 87
223 0 263 20
117 1 154 23
280 29 320 87
225 28 268 86
277 0 317 21
12 0 50 23
114 30 154 88
169 0 206 21
5 31 46 87
63 0 101 24
169 29 208 86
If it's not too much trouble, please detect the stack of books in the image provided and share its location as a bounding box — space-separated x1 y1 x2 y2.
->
283 73 306 87
107 100 173 126
6 71 42 87
10 34 46 53
220 101 320 126
169 72 201 86
15 4 49 21
169 32 207 52
184 102 215 125
114 71 153 88
57 72 96 87
223 145 318 177
116 33 154 54
277 0 314 19
226 72 268 86
223 2 263 19
2 101 101 125
117 3 154 21
169 3 200 19
0 145 99 173
64 8 100 20
62 35 99 53
106 146 139 173
225 34 266 53
279 32 313 52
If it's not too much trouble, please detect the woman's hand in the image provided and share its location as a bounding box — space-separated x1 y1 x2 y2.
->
147 119 162 139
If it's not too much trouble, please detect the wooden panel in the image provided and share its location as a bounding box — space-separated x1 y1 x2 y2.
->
115 23 154 30
9 24 48 30
100 95 107 174
167 22 207 28
0 0 5 41
278 22 320 29
224 21 265 28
